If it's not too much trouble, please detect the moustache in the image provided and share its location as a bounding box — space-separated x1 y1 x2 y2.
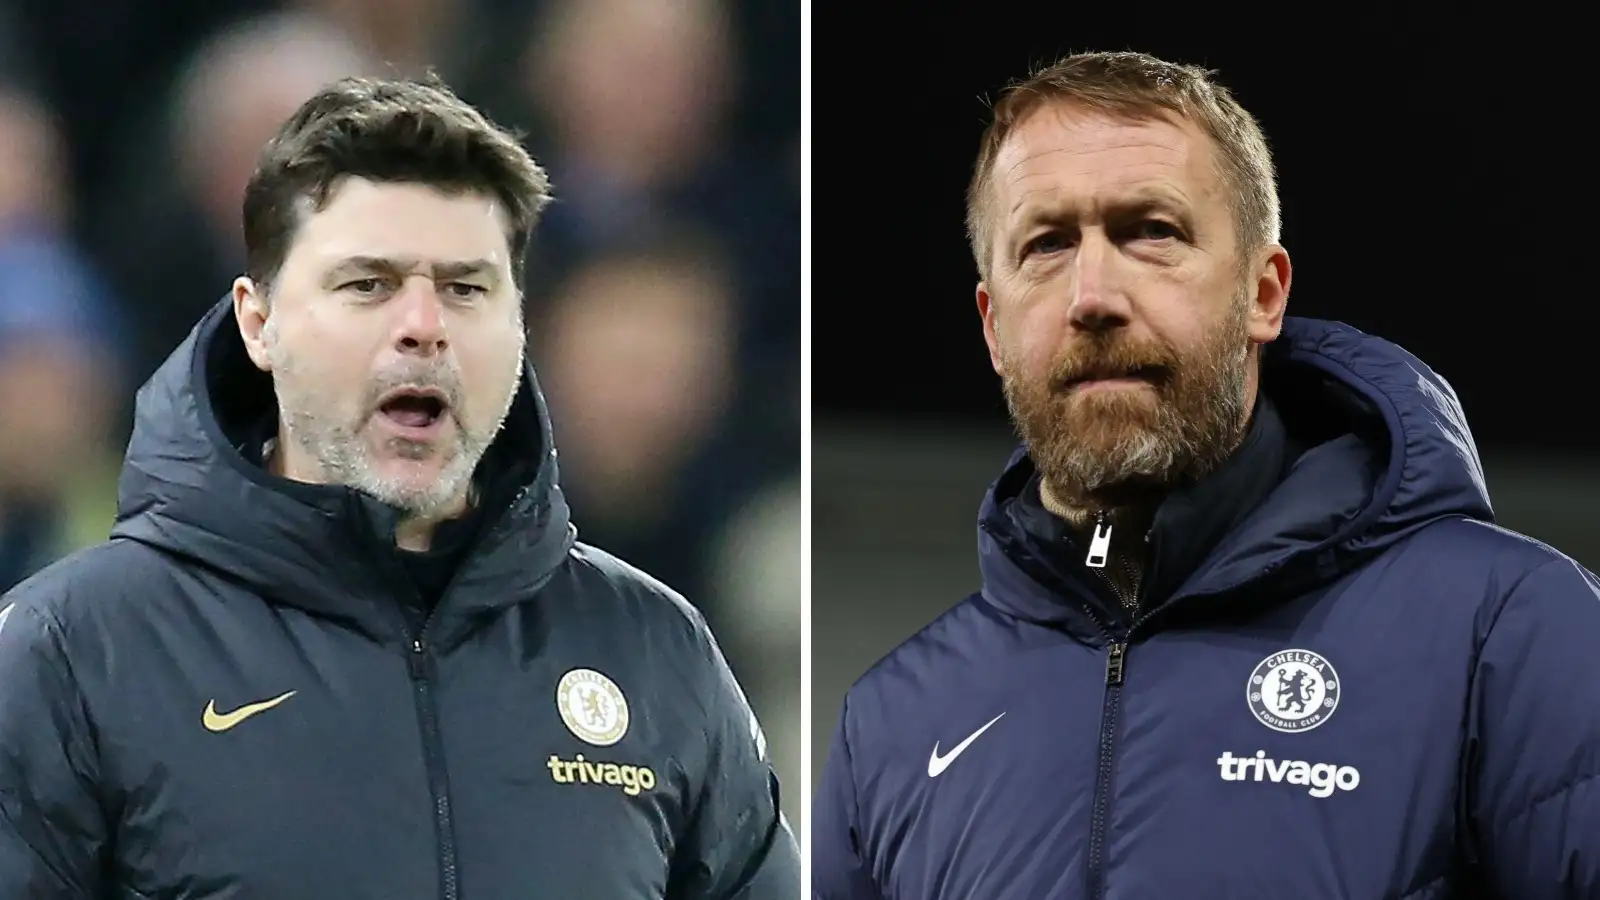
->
366 368 465 414
1049 340 1178 392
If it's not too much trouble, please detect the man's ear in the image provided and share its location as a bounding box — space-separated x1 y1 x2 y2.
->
1246 245 1291 345
977 282 1004 376
233 277 273 372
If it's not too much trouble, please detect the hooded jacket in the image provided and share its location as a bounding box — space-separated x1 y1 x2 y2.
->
812 317 1600 900
0 297 799 899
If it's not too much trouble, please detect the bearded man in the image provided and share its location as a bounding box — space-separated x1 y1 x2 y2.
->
812 51 1600 900
0 76 797 898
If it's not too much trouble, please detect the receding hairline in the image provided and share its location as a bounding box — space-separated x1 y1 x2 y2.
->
971 100 1231 262
966 56 1282 283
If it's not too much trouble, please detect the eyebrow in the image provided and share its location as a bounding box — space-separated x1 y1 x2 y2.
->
327 256 500 284
1011 190 1193 232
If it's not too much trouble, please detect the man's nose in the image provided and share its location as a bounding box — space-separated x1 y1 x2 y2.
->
1066 231 1132 334
394 278 449 355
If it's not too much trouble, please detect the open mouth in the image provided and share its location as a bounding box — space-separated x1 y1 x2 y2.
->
377 387 450 430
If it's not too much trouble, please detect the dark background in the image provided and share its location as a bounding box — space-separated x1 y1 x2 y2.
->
815 7 1580 450
811 5 1599 798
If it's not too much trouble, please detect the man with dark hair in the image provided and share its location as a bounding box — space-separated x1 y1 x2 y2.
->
812 51 1600 898
0 76 798 898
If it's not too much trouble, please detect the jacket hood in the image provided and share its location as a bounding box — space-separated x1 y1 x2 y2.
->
109 296 575 633
976 316 1494 625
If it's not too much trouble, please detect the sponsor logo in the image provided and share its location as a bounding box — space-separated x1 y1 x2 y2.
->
547 754 656 796
202 690 297 733
556 668 630 746
1247 649 1341 733
1216 750 1360 798
927 713 1006 778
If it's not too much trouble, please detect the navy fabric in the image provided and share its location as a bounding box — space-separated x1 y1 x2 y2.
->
813 317 1600 900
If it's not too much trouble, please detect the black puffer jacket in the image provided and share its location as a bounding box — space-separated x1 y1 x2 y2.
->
0 297 798 899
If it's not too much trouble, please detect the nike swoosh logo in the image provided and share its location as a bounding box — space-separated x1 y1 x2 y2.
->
928 712 1006 777
203 691 297 732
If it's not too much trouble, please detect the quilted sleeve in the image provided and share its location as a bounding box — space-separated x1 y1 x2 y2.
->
1466 557 1600 897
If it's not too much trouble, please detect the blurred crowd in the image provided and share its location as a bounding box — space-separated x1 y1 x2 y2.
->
0 0 800 821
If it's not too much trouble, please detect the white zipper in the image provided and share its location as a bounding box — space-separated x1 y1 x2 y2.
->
1086 514 1113 568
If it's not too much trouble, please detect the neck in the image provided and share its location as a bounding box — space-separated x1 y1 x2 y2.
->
1039 479 1157 568
1037 476 1091 525
1038 477 1157 533
394 512 451 553
1040 478 1151 608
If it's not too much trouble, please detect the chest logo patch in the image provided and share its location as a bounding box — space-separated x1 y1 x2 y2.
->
1247 649 1341 733
556 668 631 746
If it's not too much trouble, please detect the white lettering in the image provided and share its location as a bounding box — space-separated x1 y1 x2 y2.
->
1266 651 1325 672
1309 763 1337 798
1336 766 1360 791
1215 752 1239 780
1216 751 1359 798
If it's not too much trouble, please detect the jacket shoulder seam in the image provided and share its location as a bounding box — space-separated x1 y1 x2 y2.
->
1478 555 1573 654
847 591 985 694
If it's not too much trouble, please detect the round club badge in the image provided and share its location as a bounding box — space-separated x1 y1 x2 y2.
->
556 668 630 746
1247 649 1341 733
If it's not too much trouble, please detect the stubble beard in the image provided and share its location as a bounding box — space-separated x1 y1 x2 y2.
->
1000 294 1254 512
265 324 523 522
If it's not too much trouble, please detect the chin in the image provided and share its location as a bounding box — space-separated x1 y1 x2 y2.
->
376 448 449 473
353 448 444 492
361 478 464 520
1064 406 1159 441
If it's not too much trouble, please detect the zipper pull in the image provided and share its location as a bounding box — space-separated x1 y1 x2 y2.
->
1106 641 1127 685
1086 512 1112 568
408 638 428 680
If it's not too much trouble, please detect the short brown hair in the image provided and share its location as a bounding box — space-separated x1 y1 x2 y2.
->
966 51 1279 281
242 75 553 286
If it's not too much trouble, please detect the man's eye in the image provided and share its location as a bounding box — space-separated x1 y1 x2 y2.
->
446 283 487 299
1026 233 1069 256
342 278 384 294
1135 220 1181 241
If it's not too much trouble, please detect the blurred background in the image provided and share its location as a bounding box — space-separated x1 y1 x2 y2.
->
0 0 800 827
811 7 1595 795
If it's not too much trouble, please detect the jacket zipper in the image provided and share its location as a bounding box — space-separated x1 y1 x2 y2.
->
378 529 459 900
1080 511 1152 900
371 487 531 900
406 621 459 900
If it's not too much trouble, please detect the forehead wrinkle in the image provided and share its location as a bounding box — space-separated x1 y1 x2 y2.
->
997 126 1210 228
1005 177 1198 231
